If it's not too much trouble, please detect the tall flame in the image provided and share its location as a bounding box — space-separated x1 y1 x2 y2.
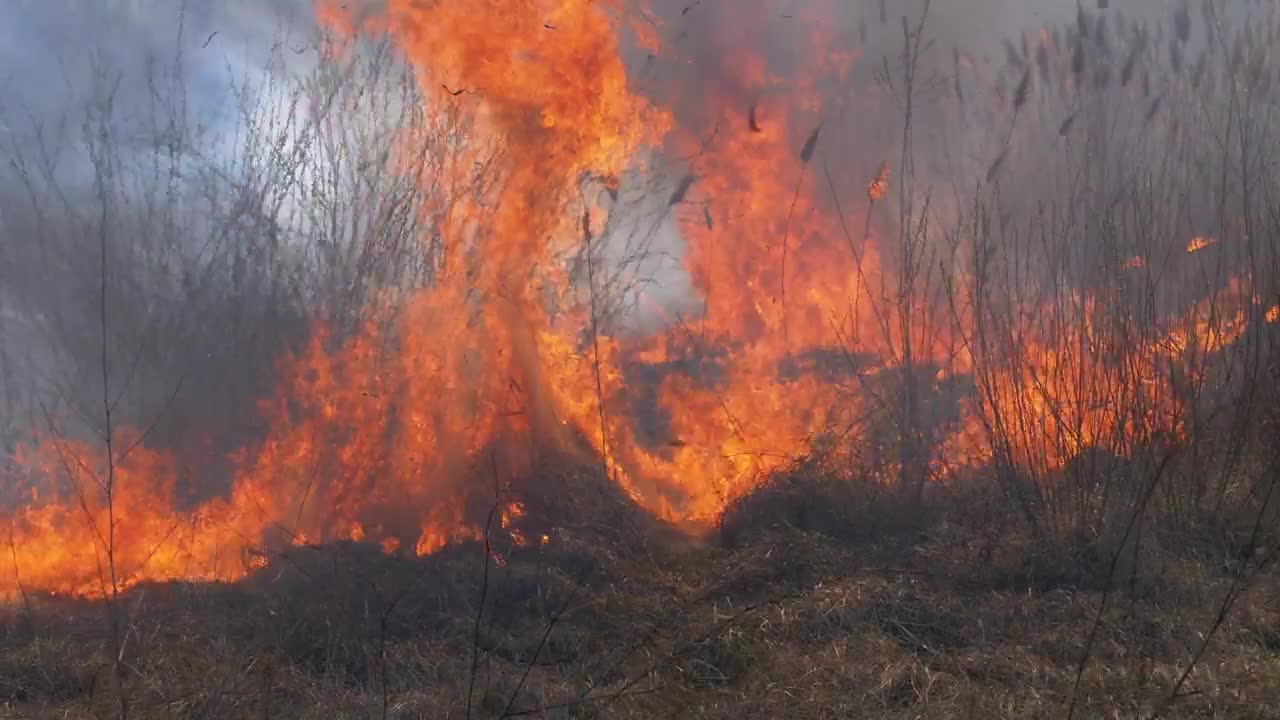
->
1 1 1270 598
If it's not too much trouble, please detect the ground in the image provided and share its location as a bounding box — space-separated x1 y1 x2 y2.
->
2 466 1279 719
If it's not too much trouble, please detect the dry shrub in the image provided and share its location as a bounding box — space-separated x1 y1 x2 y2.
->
718 454 931 549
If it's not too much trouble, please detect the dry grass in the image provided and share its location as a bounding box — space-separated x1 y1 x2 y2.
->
2 464 1278 719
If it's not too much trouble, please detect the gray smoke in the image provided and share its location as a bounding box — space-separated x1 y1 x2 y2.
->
0 0 322 468
0 0 1272 467
1 0 313 128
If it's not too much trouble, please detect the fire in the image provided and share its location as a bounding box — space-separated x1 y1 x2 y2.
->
1186 235 1217 253
868 161 891 202
1267 305 1280 324
1 1 1270 599
3 436 257 596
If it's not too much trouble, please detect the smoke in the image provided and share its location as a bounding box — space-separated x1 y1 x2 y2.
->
606 0 1078 330
1 0 1272 484
0 0 322 466
1 0 1276 593
611 0 1273 332
1 0 314 131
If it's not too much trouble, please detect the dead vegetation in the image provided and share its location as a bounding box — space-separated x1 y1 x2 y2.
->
2 457 1278 719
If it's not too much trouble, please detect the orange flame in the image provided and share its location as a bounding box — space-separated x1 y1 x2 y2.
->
868 161 891 202
0 1 1268 599
1186 236 1217 253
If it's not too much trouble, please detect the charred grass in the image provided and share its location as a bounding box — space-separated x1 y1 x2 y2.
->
2 464 1278 719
